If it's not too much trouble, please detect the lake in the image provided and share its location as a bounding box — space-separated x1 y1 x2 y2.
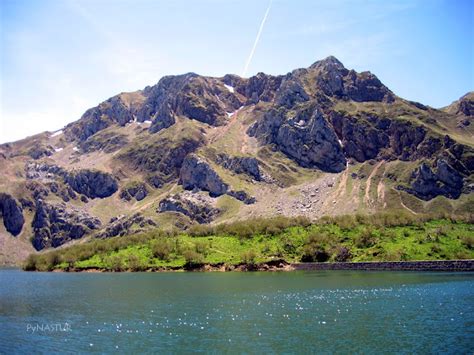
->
0 269 473 353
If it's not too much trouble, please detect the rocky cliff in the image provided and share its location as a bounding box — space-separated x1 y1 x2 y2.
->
0 56 472 263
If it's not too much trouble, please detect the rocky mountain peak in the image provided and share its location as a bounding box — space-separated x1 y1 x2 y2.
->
309 55 346 71
1 56 472 264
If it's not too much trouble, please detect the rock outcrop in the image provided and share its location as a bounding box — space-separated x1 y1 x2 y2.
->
330 111 429 162
444 91 474 117
79 132 129 153
120 182 148 202
401 160 464 200
275 77 310 108
215 153 261 181
158 192 220 224
118 134 202 181
26 163 118 199
179 154 229 196
96 213 156 238
310 56 394 102
65 170 118 199
65 94 143 141
27 145 54 160
179 155 256 203
0 193 25 236
31 200 101 250
226 190 256 205
249 105 347 172
139 73 243 132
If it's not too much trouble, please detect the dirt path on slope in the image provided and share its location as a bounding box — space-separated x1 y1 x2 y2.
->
333 163 349 200
396 189 418 215
137 183 179 212
364 160 384 208
377 180 386 209
240 125 249 154
208 107 242 146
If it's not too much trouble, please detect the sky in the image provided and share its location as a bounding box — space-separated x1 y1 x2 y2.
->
0 0 473 144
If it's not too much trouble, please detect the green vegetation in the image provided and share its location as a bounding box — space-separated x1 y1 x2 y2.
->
23 213 474 272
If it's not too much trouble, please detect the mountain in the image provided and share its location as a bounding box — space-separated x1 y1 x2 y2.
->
0 56 473 266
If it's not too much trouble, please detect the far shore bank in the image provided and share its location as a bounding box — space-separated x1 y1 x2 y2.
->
36 259 474 273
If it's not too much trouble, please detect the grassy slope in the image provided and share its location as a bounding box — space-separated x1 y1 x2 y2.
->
23 214 474 271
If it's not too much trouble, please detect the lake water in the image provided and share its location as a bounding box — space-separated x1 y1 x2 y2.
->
0 270 473 354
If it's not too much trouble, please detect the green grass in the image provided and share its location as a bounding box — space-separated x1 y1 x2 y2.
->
23 213 474 271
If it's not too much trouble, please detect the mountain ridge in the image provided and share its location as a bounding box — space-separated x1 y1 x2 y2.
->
0 56 473 266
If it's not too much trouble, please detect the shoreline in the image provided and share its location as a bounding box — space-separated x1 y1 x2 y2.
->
42 259 474 273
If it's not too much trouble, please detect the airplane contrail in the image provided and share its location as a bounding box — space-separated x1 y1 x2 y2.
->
241 0 273 77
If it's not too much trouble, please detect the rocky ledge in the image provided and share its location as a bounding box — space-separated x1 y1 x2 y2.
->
158 192 220 224
96 213 157 239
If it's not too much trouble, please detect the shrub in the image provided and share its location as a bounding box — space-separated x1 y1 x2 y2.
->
108 255 124 272
63 253 77 269
194 240 209 255
23 255 38 271
306 232 329 246
188 224 214 237
301 245 329 262
151 240 173 260
280 235 296 253
460 235 474 250
127 254 146 271
183 250 204 266
355 228 377 248
335 247 352 262
44 252 61 271
241 250 257 265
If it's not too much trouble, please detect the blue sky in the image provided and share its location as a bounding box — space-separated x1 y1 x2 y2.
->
1 0 473 143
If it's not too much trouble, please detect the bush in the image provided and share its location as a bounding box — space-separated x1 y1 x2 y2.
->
107 255 124 272
335 247 352 262
151 239 173 260
183 250 204 266
280 235 296 253
187 224 214 237
127 254 146 271
194 240 209 255
43 252 61 271
301 245 329 262
23 255 38 271
460 235 474 250
355 228 377 248
241 250 257 265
